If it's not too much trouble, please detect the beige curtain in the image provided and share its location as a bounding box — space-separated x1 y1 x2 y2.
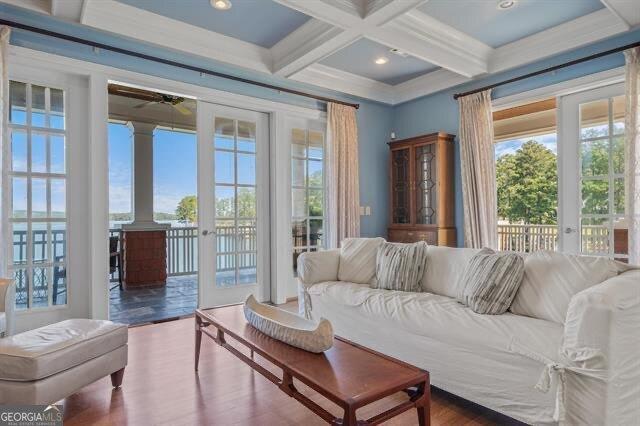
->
624 47 640 265
0 27 10 279
326 103 360 248
458 90 498 249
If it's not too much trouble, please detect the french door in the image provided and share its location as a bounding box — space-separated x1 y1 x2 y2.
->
559 83 626 258
196 102 270 308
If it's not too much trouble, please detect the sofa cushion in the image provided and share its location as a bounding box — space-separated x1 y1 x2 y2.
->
297 249 340 285
338 237 385 284
510 250 629 323
373 241 428 292
422 246 481 297
0 319 128 381
457 248 525 315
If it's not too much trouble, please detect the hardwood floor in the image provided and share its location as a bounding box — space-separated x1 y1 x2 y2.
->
62 318 524 425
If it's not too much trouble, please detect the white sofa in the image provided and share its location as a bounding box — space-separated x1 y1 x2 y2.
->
0 279 15 337
297 242 640 425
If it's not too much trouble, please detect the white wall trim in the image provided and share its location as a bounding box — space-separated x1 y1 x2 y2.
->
9 46 326 119
492 66 625 110
290 63 395 104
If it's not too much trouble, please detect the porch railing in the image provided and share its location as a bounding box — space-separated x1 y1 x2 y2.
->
108 225 258 282
497 224 609 253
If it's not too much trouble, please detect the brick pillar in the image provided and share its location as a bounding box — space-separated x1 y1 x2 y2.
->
122 230 167 288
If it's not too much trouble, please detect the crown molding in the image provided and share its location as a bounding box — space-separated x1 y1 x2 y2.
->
289 63 395 104
393 68 470 104
81 0 272 74
490 9 628 73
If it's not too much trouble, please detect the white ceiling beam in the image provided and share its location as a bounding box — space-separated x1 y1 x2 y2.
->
271 21 361 77
50 0 85 22
81 0 272 74
271 0 488 78
369 10 492 77
490 9 629 73
599 0 639 28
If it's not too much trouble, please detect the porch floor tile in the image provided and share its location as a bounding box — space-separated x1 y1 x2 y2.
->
109 275 197 325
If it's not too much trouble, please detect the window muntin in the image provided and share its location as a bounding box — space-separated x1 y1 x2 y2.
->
7 80 67 309
291 128 325 274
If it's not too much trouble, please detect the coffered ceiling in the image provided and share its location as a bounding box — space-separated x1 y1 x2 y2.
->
3 0 639 104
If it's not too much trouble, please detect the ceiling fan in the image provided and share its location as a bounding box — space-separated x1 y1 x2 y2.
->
108 84 193 116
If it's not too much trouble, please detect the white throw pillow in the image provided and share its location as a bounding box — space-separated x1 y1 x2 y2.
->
510 250 625 323
422 246 481 298
338 237 385 284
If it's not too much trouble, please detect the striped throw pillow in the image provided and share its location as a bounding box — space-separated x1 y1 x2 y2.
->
373 242 428 292
457 248 524 315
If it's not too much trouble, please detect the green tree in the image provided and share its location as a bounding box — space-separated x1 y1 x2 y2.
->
496 141 558 224
176 195 197 224
215 188 255 218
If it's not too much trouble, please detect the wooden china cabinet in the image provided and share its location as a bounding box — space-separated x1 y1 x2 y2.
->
387 132 456 246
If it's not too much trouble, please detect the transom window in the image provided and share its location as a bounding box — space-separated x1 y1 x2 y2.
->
6 80 67 309
291 128 325 274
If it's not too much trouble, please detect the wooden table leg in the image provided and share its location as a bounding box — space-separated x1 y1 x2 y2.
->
414 381 430 426
341 406 357 426
195 314 202 371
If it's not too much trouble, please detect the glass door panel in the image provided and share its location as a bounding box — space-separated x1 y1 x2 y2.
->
391 147 410 224
414 143 437 225
559 83 626 259
197 103 269 308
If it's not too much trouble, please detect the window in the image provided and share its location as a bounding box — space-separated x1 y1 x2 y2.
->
291 128 325 274
493 99 559 252
7 80 67 309
578 95 625 257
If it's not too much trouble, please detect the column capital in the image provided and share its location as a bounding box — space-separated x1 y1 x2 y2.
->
128 121 157 135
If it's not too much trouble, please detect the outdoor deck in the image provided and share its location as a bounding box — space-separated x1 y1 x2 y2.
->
109 275 197 325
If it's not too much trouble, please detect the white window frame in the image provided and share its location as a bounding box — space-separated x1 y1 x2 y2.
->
4 78 69 312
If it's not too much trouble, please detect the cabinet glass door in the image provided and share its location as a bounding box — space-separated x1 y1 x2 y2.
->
391 148 410 224
415 144 437 225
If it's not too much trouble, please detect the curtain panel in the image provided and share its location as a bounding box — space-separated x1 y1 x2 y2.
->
624 47 640 265
458 90 498 249
0 27 10 279
326 103 360 248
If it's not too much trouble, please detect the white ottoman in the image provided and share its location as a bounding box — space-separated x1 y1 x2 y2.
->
0 319 128 405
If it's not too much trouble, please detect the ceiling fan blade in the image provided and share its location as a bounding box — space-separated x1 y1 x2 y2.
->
173 103 192 116
133 101 155 109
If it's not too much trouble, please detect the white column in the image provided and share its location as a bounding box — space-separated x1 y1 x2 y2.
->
124 121 168 230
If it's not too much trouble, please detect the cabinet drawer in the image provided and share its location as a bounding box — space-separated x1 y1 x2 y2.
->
388 229 437 244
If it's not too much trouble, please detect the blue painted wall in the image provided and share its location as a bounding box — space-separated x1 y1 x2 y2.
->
0 4 393 237
392 29 640 246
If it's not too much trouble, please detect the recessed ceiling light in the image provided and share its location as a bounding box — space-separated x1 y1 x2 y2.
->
497 0 516 9
211 0 232 10
375 57 389 65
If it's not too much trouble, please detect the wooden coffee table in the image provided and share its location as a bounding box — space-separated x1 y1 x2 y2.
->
195 305 430 425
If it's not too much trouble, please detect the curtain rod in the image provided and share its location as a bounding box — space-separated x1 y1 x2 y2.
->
453 39 640 100
0 18 360 109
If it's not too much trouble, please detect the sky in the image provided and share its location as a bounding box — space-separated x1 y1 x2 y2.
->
108 123 197 214
494 132 557 160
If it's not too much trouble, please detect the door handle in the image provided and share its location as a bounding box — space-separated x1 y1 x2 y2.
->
564 227 577 234
202 229 216 236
